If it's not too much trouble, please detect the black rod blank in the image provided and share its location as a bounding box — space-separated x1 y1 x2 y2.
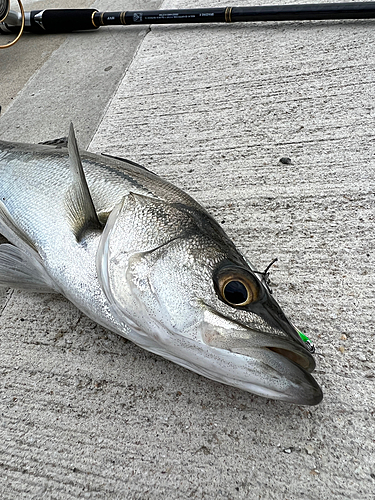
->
9 3 375 34
95 3 375 28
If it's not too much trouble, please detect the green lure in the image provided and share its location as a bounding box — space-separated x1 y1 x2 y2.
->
298 330 315 353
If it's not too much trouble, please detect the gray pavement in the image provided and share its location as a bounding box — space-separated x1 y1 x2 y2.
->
1 0 374 499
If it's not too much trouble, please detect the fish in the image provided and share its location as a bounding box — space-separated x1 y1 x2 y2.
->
0 124 323 405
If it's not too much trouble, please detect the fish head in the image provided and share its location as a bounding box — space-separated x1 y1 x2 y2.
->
97 192 322 405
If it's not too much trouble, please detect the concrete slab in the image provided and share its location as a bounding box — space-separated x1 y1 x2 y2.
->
1 0 374 499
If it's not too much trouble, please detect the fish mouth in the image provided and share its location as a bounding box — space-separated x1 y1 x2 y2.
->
200 323 322 404
267 346 312 372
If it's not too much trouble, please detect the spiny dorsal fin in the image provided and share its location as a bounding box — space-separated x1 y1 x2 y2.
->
101 152 154 173
65 123 101 241
39 137 68 148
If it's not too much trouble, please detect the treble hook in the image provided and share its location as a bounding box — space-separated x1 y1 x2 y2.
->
254 257 278 294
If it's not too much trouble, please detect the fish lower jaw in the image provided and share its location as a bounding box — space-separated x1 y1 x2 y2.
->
239 382 322 405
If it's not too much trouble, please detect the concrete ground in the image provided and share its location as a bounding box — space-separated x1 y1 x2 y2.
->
0 0 374 498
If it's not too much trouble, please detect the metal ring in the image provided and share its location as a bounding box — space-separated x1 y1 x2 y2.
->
0 0 10 23
91 10 99 28
120 12 127 25
224 7 233 23
0 0 25 49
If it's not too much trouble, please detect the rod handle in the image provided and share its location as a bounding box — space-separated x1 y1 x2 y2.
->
28 9 98 33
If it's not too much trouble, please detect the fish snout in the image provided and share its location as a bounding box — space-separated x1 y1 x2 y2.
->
201 322 323 405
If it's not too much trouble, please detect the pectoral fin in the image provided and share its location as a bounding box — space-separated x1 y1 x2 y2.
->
0 202 38 253
0 244 59 293
65 123 102 241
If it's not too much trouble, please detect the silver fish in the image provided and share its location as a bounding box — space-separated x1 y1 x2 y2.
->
0 124 322 405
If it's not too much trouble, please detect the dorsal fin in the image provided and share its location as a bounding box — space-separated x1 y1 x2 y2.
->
101 152 153 173
65 123 102 241
39 137 68 148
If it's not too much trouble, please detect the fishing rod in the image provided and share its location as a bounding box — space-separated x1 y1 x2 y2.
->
1 2 375 43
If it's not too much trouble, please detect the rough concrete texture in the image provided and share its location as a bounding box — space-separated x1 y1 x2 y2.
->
1 0 374 499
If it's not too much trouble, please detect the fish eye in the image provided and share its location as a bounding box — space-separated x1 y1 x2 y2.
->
215 267 259 307
223 280 249 305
